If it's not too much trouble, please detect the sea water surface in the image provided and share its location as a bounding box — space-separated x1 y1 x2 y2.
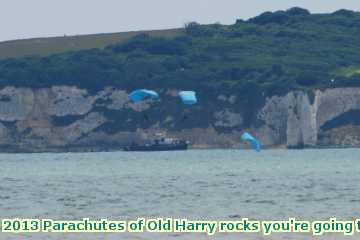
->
1 149 360 239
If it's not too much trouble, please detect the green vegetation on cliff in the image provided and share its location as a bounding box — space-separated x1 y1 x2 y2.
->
1 7 360 98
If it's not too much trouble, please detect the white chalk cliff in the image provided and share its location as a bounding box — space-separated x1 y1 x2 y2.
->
0 86 359 152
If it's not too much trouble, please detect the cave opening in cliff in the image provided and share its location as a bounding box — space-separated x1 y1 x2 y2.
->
320 110 360 132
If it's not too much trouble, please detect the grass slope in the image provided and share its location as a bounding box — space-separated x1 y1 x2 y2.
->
0 29 182 59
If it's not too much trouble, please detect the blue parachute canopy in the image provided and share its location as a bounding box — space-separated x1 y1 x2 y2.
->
241 132 261 152
179 91 197 105
129 89 159 103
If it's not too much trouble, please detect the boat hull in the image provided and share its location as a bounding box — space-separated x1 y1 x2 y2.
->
124 143 188 152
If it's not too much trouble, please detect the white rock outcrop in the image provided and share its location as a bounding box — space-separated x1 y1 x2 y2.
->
258 88 360 147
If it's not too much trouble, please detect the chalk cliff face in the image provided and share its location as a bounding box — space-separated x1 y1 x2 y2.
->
0 86 359 152
258 88 360 148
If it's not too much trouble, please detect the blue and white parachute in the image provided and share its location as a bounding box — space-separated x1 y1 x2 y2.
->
241 132 261 152
129 89 159 103
179 91 197 105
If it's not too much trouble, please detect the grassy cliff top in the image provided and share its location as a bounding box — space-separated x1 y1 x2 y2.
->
0 29 182 59
0 7 360 98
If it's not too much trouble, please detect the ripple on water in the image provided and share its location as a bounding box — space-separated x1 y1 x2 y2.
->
3 177 21 182
254 200 276 205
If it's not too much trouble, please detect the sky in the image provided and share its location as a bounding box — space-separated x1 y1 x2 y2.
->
1 0 360 42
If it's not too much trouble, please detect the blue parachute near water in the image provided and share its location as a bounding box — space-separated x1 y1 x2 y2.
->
129 89 159 103
179 91 197 105
241 132 261 152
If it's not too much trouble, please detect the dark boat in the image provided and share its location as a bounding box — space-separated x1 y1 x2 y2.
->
124 138 189 151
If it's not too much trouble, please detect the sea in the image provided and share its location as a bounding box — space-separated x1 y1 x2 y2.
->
1 149 360 239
